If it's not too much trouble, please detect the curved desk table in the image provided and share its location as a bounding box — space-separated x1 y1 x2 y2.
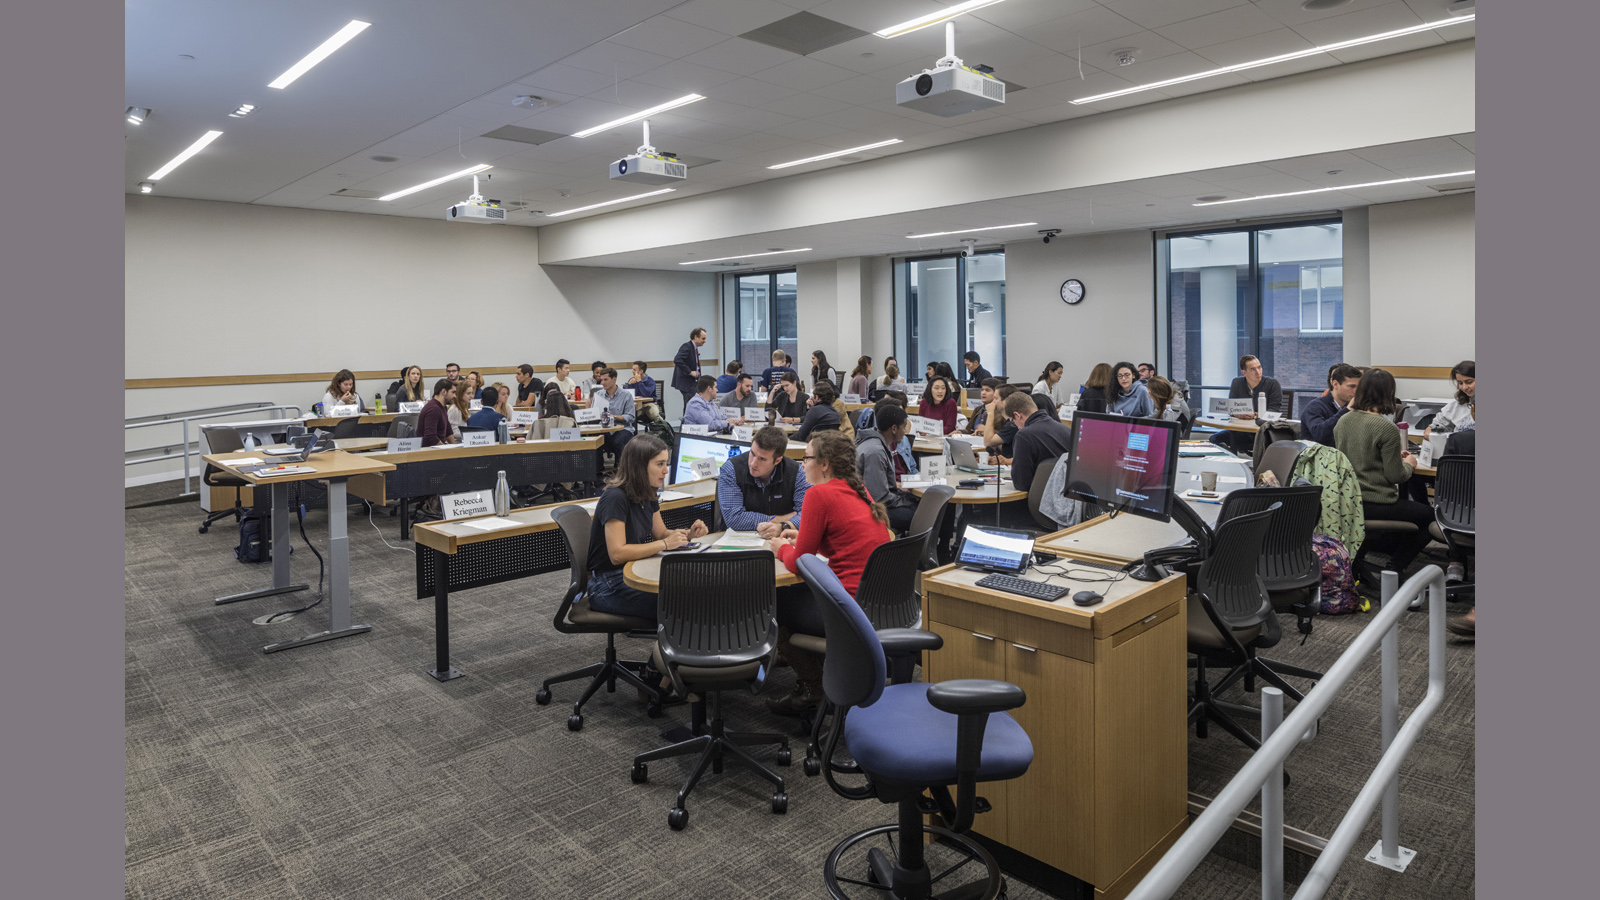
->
623 533 799 592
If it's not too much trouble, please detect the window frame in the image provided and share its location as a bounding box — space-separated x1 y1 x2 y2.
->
896 249 1006 378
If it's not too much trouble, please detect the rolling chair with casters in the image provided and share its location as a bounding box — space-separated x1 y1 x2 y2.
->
909 483 956 569
386 414 418 438
630 550 791 829
329 416 361 440
534 506 663 731
1025 456 1059 532
1249 423 1300 474
198 426 248 534
1217 486 1326 685
799 554 1032 900
1254 440 1305 489
1429 455 1475 600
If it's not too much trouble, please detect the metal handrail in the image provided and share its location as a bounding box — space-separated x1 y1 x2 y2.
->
124 404 303 495
1126 566 1450 900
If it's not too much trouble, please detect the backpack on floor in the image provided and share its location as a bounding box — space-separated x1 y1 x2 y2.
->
1312 534 1358 615
235 513 271 563
642 415 676 447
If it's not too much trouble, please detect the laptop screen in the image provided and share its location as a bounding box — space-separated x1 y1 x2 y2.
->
955 525 1035 574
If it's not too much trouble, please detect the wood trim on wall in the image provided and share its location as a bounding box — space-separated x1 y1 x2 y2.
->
1374 366 1454 379
125 360 719 390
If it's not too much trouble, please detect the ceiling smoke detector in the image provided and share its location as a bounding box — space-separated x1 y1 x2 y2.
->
1446 0 1475 14
1112 49 1138 67
512 94 548 109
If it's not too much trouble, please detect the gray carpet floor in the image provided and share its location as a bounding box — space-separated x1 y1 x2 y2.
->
125 484 1475 899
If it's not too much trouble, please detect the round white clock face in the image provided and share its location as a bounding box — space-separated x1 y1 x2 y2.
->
1061 279 1085 304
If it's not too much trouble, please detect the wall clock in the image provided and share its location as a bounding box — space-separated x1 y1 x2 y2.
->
1061 278 1085 305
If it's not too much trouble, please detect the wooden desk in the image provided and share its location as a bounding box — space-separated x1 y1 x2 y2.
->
409 478 719 681
623 532 797 592
201 449 395 654
911 472 1025 505
921 562 1188 899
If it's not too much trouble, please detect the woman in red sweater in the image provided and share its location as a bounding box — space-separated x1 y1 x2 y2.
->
917 375 960 435
765 430 891 715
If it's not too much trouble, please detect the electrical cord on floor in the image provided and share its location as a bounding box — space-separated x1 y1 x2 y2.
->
366 500 414 554
264 485 324 624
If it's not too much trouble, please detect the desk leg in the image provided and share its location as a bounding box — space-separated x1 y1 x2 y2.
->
216 479 308 604
430 548 463 681
264 478 373 653
400 495 411 541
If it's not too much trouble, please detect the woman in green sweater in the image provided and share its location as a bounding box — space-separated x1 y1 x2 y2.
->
1333 368 1434 585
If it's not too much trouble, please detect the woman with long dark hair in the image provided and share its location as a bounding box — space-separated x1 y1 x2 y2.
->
320 369 365 413
1109 361 1153 417
539 387 575 426
1032 361 1068 408
1427 359 1475 436
847 356 872 397
1078 363 1113 413
811 350 838 390
1334 368 1433 595
584 434 708 620
918 375 959 434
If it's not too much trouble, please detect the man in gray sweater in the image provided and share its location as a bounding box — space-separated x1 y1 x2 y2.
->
854 403 917 534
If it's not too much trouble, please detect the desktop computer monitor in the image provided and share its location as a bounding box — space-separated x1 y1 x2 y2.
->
1060 410 1181 523
671 434 749 485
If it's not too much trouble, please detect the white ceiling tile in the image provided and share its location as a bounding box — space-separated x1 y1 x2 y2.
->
1150 70 1250 97
644 115 751 144
582 79 691 110
722 131 800 152
1102 0 1252 30
477 82 582 107
1451 133 1473 152
811 105 912 132
664 0 798 36
1193 27 1316 67
702 76 798 107
1211 173 1328 195
1004 99 1100 125
1124 174 1232 198
1154 4 1284 50
1368 150 1475 177
1291 1 1426 45
1350 136 1462 160
761 118 850 141
515 63 623 97
808 32 944 75
1027 68 1140 103
947 115 1035 138
1253 0 1401 28
1262 153 1398 183
969 0 1102 31
560 41 675 80
641 59 745 92
1327 30 1444 64
681 37 801 76
760 91 855 119
811 70 904 103
609 15 730 57
1233 53 1342 82
748 56 864 92
807 0 937 32
1074 30 1192 74
1024 6 1149 56
675 97 794 131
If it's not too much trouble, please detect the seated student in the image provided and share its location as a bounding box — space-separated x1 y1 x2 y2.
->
513 364 545 409
320 369 366 414
717 372 761 415
683 375 733 433
715 360 743 394
417 379 460 447
444 362 462 383
924 362 939 384
1137 362 1157 384
391 365 425 406
765 430 892 715
847 356 872 398
1333 368 1433 596
585 435 708 620
1210 354 1284 453
1077 362 1113 414
962 351 992 388
1005 393 1073 492
794 380 843 441
1301 363 1363 446
1441 396 1476 639
982 384 1024 460
466 385 506 432
809 350 840 391
580 361 607 397
387 367 409 401
934 360 959 384
716 426 810 537
1108 361 1153 417
767 372 810 423
625 360 656 399
963 377 1004 435
447 380 473 437
539 386 576 428
760 348 795 389
870 362 905 400
589 366 637 458
829 381 855 441
1145 377 1186 424
465 371 485 400
1425 360 1475 437
854 402 918 534
490 382 514 419
914 375 959 434
549 359 577 399
1033 361 1070 409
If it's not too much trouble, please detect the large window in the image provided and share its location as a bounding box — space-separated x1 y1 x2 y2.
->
894 251 1006 379
733 270 797 376
1161 220 1342 407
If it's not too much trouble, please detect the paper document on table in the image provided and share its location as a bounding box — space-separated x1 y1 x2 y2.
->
1217 476 1247 484
228 457 264 467
459 517 521 532
708 531 769 551
658 490 693 502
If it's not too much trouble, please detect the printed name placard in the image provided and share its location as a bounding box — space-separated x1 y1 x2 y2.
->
921 455 949 483
682 423 711 436
550 427 581 442
755 392 768 404
731 426 754 442
469 400 483 411
510 410 538 425
1227 398 1254 417
690 457 718 479
908 415 941 438
399 401 424 413
385 437 421 453
573 406 604 424
329 404 359 418
462 431 496 446
443 490 491 520
841 394 862 404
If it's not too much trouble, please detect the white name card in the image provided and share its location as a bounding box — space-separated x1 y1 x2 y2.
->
756 391 768 404
690 456 718 479
462 431 496 446
908 415 941 438
921 456 950 483
469 400 483 410
399 401 424 414
443 490 491 520
329 404 359 418
683 423 711 435
573 406 604 424
510 410 538 425
550 427 581 442
385 437 421 452
841 394 862 404
731 426 754 442
1227 398 1254 417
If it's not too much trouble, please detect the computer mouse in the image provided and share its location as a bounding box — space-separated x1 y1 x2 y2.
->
1072 590 1103 607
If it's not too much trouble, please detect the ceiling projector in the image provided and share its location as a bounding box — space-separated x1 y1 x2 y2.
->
610 119 688 185
445 174 506 223
895 22 1004 117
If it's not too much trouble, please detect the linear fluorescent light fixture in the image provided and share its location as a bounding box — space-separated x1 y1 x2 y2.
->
1072 15 1475 104
377 164 492 202
1193 170 1476 206
571 94 705 138
268 20 371 89
546 188 676 217
905 222 1037 239
679 248 812 266
147 130 224 181
768 139 903 170
228 103 256 118
875 0 1008 38
126 107 151 125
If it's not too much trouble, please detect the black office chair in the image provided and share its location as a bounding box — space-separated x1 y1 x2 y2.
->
198 426 248 534
1430 455 1475 598
1249 422 1300 473
908 484 955 569
800 554 1032 900
1026 455 1060 532
329 416 361 440
535 506 662 730
387 414 419 438
630 550 790 829
1254 440 1305 488
1217 486 1326 685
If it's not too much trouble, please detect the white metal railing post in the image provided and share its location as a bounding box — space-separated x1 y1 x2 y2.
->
1259 687 1285 900
181 418 193 495
1363 569 1417 872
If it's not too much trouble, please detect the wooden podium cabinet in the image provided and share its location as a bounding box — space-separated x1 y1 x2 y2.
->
919 562 1189 900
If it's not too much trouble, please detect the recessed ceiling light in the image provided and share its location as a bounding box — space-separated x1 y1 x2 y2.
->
138 181 155 194
1191 170 1476 206
125 107 151 125
875 0 1008 39
546 189 677 217
147 130 224 181
571 94 705 138
679 248 813 266
268 20 371 89
904 222 1038 239
1072 15 1475 105
377 164 492 202
768 139 902 170
228 103 256 118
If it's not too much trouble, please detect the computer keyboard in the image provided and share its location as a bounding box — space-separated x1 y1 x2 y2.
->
1064 557 1125 573
975 574 1069 602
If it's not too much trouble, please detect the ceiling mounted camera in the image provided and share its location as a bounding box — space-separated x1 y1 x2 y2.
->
1039 229 1062 244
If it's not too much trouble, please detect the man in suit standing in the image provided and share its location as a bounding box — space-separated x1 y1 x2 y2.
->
672 327 708 410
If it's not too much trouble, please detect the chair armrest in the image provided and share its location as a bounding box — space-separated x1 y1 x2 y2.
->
876 628 943 656
927 679 1025 716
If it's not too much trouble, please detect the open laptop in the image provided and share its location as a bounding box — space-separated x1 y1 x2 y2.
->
945 437 1001 474
264 432 320 459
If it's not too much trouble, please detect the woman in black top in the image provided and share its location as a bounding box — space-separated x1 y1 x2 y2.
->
810 350 838 390
540 387 574 421
794 380 842 441
585 434 708 620
1078 362 1113 413
392 365 425 405
767 372 810 423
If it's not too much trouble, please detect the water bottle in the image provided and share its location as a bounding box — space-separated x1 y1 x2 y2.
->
374 393 384 414
493 470 509 517
574 385 582 402
496 419 510 444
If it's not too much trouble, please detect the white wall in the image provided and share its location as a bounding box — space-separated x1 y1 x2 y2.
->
125 196 714 482
794 261 838 384
1367 192 1476 396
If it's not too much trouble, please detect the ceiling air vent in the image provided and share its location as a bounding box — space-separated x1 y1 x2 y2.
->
741 12 868 56
332 188 383 199
480 125 568 146
1427 179 1476 193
